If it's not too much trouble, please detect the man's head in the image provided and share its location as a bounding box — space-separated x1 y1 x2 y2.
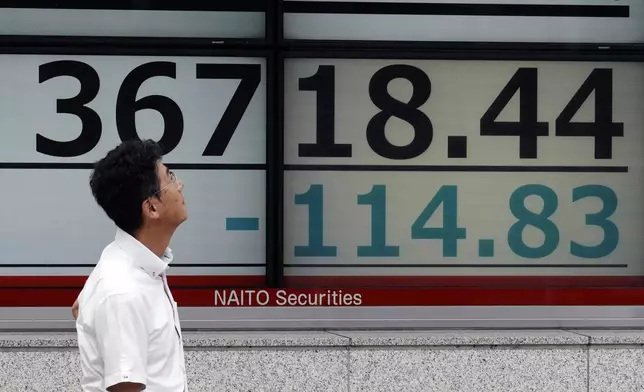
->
89 139 187 236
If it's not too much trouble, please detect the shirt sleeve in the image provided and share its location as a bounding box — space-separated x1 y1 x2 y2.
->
94 292 149 390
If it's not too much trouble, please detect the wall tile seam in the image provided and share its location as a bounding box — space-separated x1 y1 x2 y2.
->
345 344 590 350
324 331 354 392
0 346 79 352
0 341 588 351
562 331 593 392
3 343 643 353
346 344 351 392
587 344 644 349
182 345 350 351
0 344 355 350
586 344 591 392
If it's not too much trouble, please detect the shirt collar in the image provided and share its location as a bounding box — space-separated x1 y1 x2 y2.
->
114 227 173 278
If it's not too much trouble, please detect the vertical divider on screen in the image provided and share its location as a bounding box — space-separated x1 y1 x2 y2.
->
265 0 285 288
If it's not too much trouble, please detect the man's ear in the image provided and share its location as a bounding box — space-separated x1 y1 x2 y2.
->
142 199 159 219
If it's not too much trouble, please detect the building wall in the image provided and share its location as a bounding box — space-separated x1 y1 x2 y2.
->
2 329 644 392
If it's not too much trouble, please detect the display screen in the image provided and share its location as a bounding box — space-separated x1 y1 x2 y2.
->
284 0 644 43
283 58 644 301
0 54 267 286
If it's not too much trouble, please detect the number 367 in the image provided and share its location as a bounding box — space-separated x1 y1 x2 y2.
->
37 60 261 157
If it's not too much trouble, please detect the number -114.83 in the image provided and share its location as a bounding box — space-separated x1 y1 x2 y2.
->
293 184 619 260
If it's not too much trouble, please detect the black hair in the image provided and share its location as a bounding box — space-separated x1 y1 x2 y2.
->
89 139 163 235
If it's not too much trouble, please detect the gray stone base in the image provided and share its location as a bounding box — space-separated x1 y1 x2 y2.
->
1 329 643 391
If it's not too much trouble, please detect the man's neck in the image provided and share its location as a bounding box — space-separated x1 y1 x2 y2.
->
134 226 175 258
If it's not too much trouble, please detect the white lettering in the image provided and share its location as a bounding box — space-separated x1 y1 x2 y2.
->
228 290 240 306
243 290 255 305
257 290 270 305
276 289 287 306
214 290 227 306
217 289 363 307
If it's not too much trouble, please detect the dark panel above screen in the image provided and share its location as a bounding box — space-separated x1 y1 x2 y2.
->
283 0 644 44
0 1 267 39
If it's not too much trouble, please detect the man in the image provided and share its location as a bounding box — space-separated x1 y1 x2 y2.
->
74 139 189 392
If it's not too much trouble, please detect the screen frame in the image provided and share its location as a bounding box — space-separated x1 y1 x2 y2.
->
0 44 277 313
274 48 644 330
1 0 644 331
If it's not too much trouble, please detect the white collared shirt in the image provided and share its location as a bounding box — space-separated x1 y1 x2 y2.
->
76 228 188 392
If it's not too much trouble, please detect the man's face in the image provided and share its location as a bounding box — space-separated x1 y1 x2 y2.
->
149 161 187 227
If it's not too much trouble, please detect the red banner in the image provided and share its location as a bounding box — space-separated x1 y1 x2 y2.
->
1 276 644 307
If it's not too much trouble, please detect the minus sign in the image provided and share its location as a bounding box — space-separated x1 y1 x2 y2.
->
226 217 260 231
